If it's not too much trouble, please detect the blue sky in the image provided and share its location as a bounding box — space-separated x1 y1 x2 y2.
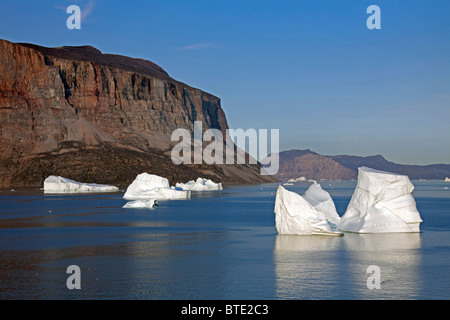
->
1 0 449 164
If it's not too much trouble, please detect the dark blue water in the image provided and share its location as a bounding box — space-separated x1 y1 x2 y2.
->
0 181 449 299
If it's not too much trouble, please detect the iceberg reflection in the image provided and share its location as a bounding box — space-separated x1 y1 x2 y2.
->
342 233 422 299
274 233 422 299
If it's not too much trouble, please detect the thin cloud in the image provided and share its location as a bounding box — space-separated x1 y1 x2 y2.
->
55 0 95 20
180 43 215 51
81 0 95 19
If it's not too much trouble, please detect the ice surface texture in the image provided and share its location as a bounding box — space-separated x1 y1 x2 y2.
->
338 167 422 233
275 167 422 235
123 173 190 200
44 175 119 193
303 181 341 226
274 184 343 236
175 178 223 191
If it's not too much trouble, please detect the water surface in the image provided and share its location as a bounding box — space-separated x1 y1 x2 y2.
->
0 180 449 299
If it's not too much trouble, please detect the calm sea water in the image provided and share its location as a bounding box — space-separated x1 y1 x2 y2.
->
0 180 449 300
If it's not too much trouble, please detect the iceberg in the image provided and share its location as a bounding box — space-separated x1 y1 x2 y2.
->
175 178 223 191
123 173 190 200
274 185 342 236
445 177 450 182
122 199 158 209
338 167 422 233
288 176 306 182
44 175 119 193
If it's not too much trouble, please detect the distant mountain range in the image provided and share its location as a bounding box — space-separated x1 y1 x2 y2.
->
271 149 450 181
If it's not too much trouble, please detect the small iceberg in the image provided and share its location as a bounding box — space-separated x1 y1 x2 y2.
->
274 184 342 236
288 177 306 182
445 177 450 182
44 175 119 193
122 199 158 209
338 167 422 233
123 173 190 200
175 178 223 191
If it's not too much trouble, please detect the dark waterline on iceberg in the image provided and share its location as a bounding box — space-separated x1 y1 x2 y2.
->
0 181 449 299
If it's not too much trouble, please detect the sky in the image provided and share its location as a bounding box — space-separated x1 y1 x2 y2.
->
0 0 449 165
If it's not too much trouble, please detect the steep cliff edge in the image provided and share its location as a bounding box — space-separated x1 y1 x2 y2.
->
0 39 275 188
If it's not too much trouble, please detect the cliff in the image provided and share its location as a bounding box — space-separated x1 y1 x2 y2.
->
0 39 275 188
273 149 450 181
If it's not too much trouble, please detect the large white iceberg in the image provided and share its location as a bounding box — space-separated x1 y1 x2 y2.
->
122 199 158 209
175 178 223 191
274 184 342 236
123 173 190 200
44 175 119 193
338 167 422 233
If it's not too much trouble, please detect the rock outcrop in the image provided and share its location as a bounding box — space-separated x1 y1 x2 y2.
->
0 39 275 188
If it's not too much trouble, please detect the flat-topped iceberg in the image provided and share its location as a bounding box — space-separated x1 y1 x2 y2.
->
44 175 119 193
288 177 306 182
122 199 158 209
274 184 342 236
338 167 422 233
175 178 223 191
123 173 190 200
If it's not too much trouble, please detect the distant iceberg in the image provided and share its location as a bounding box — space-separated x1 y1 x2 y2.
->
338 167 422 233
287 176 306 182
122 199 158 209
274 184 342 236
44 175 119 193
123 173 190 200
445 177 450 182
176 178 223 191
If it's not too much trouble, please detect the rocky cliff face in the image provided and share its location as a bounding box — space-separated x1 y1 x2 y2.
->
0 39 275 188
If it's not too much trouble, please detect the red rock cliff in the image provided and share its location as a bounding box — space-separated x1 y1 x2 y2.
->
0 39 275 188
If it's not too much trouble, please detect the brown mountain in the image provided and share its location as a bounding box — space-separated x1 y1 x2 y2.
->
274 150 355 181
273 149 450 181
0 39 275 188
